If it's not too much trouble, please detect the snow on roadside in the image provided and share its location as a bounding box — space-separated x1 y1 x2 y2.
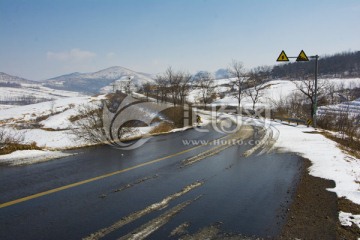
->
23 129 79 149
272 121 360 205
0 150 74 166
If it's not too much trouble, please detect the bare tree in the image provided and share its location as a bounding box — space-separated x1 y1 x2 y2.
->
244 67 270 112
228 60 246 111
141 82 152 101
154 75 168 103
294 77 328 119
327 82 337 105
178 72 192 105
167 68 182 106
160 67 193 106
194 71 215 108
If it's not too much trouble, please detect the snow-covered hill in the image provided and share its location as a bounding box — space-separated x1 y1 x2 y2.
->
44 66 155 93
0 72 37 84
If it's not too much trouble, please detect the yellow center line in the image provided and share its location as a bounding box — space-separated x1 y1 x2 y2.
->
0 134 229 209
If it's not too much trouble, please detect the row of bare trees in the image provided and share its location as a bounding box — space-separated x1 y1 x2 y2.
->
139 61 272 111
0 95 53 105
142 67 214 107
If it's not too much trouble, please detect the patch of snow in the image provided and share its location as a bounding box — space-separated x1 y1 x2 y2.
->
14 128 81 149
339 211 360 228
170 126 193 133
40 107 79 129
0 150 74 166
0 104 13 110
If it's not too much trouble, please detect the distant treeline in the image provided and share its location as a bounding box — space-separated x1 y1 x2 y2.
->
271 51 360 79
0 95 53 105
0 82 21 88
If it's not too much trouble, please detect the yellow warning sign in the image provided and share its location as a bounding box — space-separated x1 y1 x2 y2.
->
296 50 309 61
277 50 289 62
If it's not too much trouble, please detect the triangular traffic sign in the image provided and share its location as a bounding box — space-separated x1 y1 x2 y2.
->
296 50 309 61
277 50 289 62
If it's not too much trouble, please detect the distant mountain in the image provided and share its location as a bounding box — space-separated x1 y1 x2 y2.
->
0 72 38 84
44 66 155 93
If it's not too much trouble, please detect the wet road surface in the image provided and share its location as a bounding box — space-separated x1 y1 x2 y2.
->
0 125 303 239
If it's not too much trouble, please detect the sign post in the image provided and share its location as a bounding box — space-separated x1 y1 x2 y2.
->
277 50 319 128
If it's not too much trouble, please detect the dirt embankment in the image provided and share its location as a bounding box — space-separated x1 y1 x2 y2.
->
279 159 360 240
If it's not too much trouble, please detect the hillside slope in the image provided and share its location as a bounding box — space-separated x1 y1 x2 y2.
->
44 66 155 93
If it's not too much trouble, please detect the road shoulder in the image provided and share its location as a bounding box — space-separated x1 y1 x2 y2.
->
279 158 338 239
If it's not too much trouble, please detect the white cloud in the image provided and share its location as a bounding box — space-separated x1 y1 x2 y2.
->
47 48 96 62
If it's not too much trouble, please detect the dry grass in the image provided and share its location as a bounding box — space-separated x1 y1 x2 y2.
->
322 132 360 159
69 108 100 123
155 106 193 128
0 142 40 155
149 122 174 134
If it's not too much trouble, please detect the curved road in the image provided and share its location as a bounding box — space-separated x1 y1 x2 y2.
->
0 124 302 239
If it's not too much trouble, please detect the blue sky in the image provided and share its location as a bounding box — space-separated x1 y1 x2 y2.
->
0 0 359 80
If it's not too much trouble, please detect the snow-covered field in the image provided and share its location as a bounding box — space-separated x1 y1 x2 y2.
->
207 78 360 108
0 84 84 104
0 96 96 123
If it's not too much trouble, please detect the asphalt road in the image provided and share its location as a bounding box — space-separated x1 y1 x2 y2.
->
0 124 302 239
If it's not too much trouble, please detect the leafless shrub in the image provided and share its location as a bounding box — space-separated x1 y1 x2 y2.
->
70 104 106 144
0 128 23 147
0 128 38 155
70 92 137 145
270 96 288 118
271 91 309 119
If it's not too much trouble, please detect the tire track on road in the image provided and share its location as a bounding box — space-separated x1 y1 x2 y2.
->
83 181 203 240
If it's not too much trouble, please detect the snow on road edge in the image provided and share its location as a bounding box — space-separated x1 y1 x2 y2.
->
0 150 75 166
271 121 360 205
